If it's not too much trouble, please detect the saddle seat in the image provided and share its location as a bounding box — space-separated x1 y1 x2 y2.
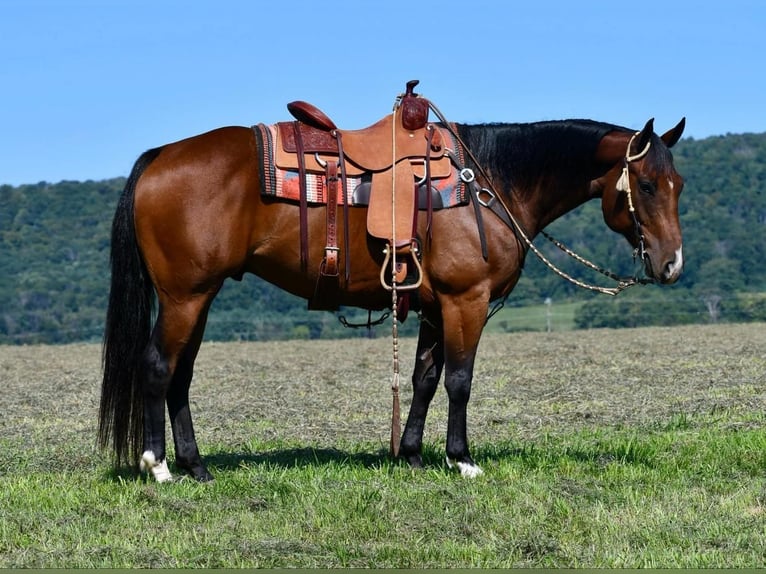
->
280 103 446 173
275 80 450 245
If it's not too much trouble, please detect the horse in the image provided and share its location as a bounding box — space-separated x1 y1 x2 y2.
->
98 98 686 482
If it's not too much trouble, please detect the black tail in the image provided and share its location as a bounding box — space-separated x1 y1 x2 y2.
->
98 148 162 468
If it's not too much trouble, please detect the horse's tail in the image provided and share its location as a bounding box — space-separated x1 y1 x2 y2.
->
98 148 162 468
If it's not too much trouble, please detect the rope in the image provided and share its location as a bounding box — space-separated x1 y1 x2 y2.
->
616 131 652 212
429 99 654 297
389 96 401 458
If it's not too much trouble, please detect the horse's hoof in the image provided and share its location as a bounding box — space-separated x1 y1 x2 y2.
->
139 451 174 483
193 469 215 482
446 456 484 478
174 460 215 482
402 453 424 470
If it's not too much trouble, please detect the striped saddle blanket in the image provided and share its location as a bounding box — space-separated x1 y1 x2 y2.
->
253 122 469 210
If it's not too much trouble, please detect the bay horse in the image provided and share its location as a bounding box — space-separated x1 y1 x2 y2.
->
99 100 686 482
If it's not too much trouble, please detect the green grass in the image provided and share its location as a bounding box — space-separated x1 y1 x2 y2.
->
485 301 582 333
2 414 766 567
1 324 766 567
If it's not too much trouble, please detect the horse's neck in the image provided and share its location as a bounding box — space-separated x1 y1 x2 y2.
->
520 179 596 235
459 121 603 237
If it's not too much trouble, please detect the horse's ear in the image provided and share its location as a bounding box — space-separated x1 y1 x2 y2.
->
661 117 686 148
634 118 655 154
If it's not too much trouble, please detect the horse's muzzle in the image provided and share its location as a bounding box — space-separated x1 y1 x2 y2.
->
647 246 684 284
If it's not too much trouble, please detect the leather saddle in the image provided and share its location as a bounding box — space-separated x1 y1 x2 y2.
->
276 81 450 244
275 80 447 310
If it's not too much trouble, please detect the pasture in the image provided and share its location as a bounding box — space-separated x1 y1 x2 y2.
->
1 323 765 567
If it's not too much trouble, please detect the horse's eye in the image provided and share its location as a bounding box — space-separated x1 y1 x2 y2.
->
638 180 656 195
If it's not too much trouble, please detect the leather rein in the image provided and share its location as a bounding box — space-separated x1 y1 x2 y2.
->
429 102 655 298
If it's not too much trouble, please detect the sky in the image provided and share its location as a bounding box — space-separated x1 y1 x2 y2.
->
1 0 764 186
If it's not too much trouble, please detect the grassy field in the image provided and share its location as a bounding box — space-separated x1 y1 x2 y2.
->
484 300 582 333
1 323 765 567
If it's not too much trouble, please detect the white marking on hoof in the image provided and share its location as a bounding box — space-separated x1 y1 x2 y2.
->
140 450 174 483
446 456 484 478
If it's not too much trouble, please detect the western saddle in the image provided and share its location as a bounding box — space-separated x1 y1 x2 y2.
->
274 80 452 310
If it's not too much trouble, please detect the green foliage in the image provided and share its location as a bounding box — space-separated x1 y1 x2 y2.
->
1 130 765 342
0 180 117 343
575 291 766 329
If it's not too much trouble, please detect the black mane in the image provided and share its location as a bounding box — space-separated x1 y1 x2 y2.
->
456 120 629 198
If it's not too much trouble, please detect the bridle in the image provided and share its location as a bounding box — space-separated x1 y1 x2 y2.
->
616 130 653 264
430 103 656 297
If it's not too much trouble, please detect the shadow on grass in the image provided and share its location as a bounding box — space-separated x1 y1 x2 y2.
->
204 442 456 471
102 436 658 482
102 443 454 482
204 446 390 471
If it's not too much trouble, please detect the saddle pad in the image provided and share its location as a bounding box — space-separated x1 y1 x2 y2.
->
253 123 469 208
254 123 360 204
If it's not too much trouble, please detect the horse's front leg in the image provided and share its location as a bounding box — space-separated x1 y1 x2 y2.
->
440 292 488 478
400 317 445 468
443 354 482 477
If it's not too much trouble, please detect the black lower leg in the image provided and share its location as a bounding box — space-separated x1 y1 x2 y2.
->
167 373 212 482
401 326 444 467
141 341 170 465
444 365 474 465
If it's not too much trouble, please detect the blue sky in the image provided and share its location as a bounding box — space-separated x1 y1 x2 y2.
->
1 0 764 186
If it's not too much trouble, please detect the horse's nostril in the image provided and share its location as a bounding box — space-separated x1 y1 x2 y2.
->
662 248 684 282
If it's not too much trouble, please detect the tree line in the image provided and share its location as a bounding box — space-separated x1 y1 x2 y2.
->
1 130 765 344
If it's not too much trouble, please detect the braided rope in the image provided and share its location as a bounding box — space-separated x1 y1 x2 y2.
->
388 95 401 458
616 131 652 214
427 100 653 296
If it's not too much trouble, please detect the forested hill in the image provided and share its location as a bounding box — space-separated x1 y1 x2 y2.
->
1 131 765 344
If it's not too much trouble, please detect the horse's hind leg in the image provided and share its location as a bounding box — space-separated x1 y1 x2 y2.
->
166 306 214 482
140 295 214 482
400 318 445 468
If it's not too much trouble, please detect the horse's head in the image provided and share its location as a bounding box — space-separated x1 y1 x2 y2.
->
596 118 686 284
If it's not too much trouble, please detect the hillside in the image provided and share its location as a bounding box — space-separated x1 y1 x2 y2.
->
1 131 765 343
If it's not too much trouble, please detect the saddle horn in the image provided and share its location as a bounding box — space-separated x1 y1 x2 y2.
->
400 80 429 131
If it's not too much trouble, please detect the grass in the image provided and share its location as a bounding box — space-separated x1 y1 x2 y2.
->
1 323 765 567
484 300 582 333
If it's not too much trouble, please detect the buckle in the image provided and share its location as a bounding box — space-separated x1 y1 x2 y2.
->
476 187 495 208
459 167 475 183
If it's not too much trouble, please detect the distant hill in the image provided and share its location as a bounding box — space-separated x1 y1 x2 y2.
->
1 131 765 344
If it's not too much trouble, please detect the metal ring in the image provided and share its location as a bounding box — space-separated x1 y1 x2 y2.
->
411 159 428 185
314 153 327 168
476 187 495 208
459 168 475 183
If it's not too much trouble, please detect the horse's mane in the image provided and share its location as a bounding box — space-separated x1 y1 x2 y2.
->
455 120 628 198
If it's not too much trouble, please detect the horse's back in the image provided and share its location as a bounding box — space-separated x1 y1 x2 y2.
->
130 125 386 304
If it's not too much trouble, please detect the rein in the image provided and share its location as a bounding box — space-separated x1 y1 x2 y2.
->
429 102 655 297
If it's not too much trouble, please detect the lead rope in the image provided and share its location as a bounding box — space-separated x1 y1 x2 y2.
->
428 99 654 296
537 132 652 286
389 96 401 458
498 132 652 296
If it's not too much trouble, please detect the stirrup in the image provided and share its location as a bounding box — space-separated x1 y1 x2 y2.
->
380 241 422 292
